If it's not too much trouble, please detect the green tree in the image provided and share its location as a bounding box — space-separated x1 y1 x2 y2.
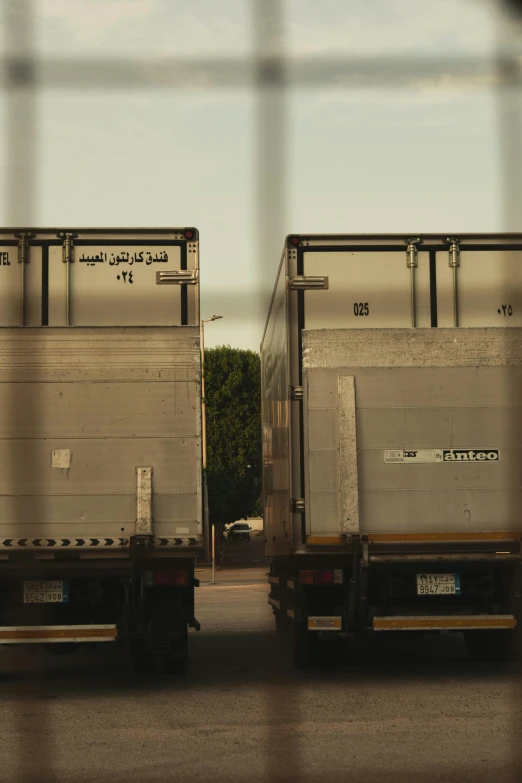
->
205 346 261 553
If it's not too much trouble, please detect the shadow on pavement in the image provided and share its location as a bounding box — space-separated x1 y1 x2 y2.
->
0 626 516 696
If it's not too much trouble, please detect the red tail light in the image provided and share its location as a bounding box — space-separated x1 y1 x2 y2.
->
314 570 334 585
154 570 188 586
299 569 341 585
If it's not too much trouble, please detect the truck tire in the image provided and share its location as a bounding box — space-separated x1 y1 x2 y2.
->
129 634 189 676
275 607 285 636
129 640 151 676
292 623 320 669
45 643 80 656
161 655 188 675
274 577 286 637
464 629 518 663
157 632 189 676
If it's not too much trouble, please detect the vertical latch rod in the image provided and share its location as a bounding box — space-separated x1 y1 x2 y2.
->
15 232 35 327
57 232 78 326
405 237 422 328
447 237 461 327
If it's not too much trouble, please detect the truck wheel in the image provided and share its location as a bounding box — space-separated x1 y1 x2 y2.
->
161 653 188 675
275 607 286 636
158 634 189 676
44 643 80 655
129 640 152 676
292 623 319 669
130 636 188 676
465 630 516 663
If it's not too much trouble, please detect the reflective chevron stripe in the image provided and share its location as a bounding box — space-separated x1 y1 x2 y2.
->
153 537 200 547
0 538 129 549
0 536 201 549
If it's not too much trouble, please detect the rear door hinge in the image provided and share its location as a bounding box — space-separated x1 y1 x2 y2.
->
287 276 328 291
15 232 35 264
293 498 305 513
290 385 303 401
57 232 78 264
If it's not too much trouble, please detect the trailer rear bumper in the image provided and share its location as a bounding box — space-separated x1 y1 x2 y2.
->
301 535 522 568
373 614 517 631
0 624 118 644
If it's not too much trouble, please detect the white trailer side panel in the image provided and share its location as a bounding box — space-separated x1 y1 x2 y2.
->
261 254 293 554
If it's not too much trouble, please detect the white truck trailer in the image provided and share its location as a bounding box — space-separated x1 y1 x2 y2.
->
0 227 202 674
262 233 522 666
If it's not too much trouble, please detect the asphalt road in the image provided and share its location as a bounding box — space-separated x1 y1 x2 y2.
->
1 577 522 783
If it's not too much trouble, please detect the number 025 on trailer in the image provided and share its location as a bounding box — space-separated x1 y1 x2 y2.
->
416 574 461 595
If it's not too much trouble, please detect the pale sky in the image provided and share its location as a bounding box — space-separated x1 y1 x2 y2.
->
1 0 521 349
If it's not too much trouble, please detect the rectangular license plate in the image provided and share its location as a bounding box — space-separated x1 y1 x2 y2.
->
308 616 342 631
23 580 69 604
416 573 460 596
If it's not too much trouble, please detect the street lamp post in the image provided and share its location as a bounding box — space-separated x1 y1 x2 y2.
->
200 315 223 563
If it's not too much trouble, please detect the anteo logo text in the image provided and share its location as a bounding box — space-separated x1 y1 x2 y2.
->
442 449 499 462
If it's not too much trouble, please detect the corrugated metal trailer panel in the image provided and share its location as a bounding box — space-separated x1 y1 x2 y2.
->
261 252 294 554
303 328 522 537
0 327 202 547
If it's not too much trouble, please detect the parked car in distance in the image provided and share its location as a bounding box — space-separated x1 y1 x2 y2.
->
227 523 252 542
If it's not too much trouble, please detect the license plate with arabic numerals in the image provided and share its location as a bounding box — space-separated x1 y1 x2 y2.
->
416 573 461 596
23 580 69 603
